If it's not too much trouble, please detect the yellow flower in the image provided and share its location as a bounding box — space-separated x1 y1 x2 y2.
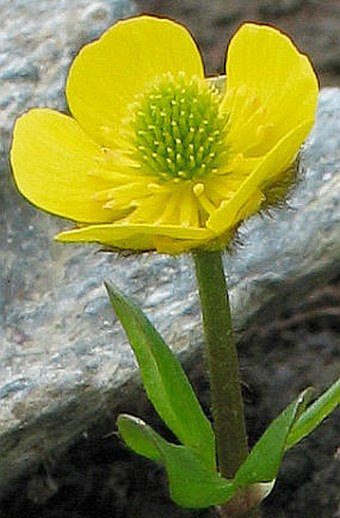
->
11 16 318 254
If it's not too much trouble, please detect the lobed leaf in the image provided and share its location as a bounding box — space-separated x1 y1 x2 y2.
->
286 378 340 449
234 389 311 487
118 414 161 462
118 413 235 508
105 281 215 469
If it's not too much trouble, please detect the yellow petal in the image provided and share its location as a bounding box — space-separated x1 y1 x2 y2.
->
66 16 204 146
207 120 313 233
224 23 318 156
56 223 215 254
11 109 114 223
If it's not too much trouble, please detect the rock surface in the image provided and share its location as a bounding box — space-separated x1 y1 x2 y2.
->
0 0 339 506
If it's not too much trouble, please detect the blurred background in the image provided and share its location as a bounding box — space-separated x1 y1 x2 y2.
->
135 0 340 86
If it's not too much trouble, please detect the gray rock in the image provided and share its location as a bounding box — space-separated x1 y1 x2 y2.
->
258 0 305 17
0 0 339 500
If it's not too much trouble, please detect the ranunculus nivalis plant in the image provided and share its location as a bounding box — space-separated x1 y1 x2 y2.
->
11 16 318 254
10 15 340 516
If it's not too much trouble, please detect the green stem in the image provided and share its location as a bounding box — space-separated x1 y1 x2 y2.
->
193 250 248 476
193 250 261 518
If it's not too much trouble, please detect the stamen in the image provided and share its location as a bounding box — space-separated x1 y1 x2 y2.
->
193 183 216 215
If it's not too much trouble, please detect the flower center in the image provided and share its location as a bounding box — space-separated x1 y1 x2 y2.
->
133 73 227 180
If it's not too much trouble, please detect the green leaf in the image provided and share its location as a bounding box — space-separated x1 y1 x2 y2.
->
105 282 215 469
286 378 340 449
158 441 235 509
234 390 311 487
118 413 235 508
117 414 161 462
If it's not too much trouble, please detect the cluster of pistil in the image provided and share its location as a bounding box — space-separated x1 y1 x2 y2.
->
133 73 228 181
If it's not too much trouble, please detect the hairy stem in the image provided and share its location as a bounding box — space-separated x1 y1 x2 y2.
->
193 250 261 518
